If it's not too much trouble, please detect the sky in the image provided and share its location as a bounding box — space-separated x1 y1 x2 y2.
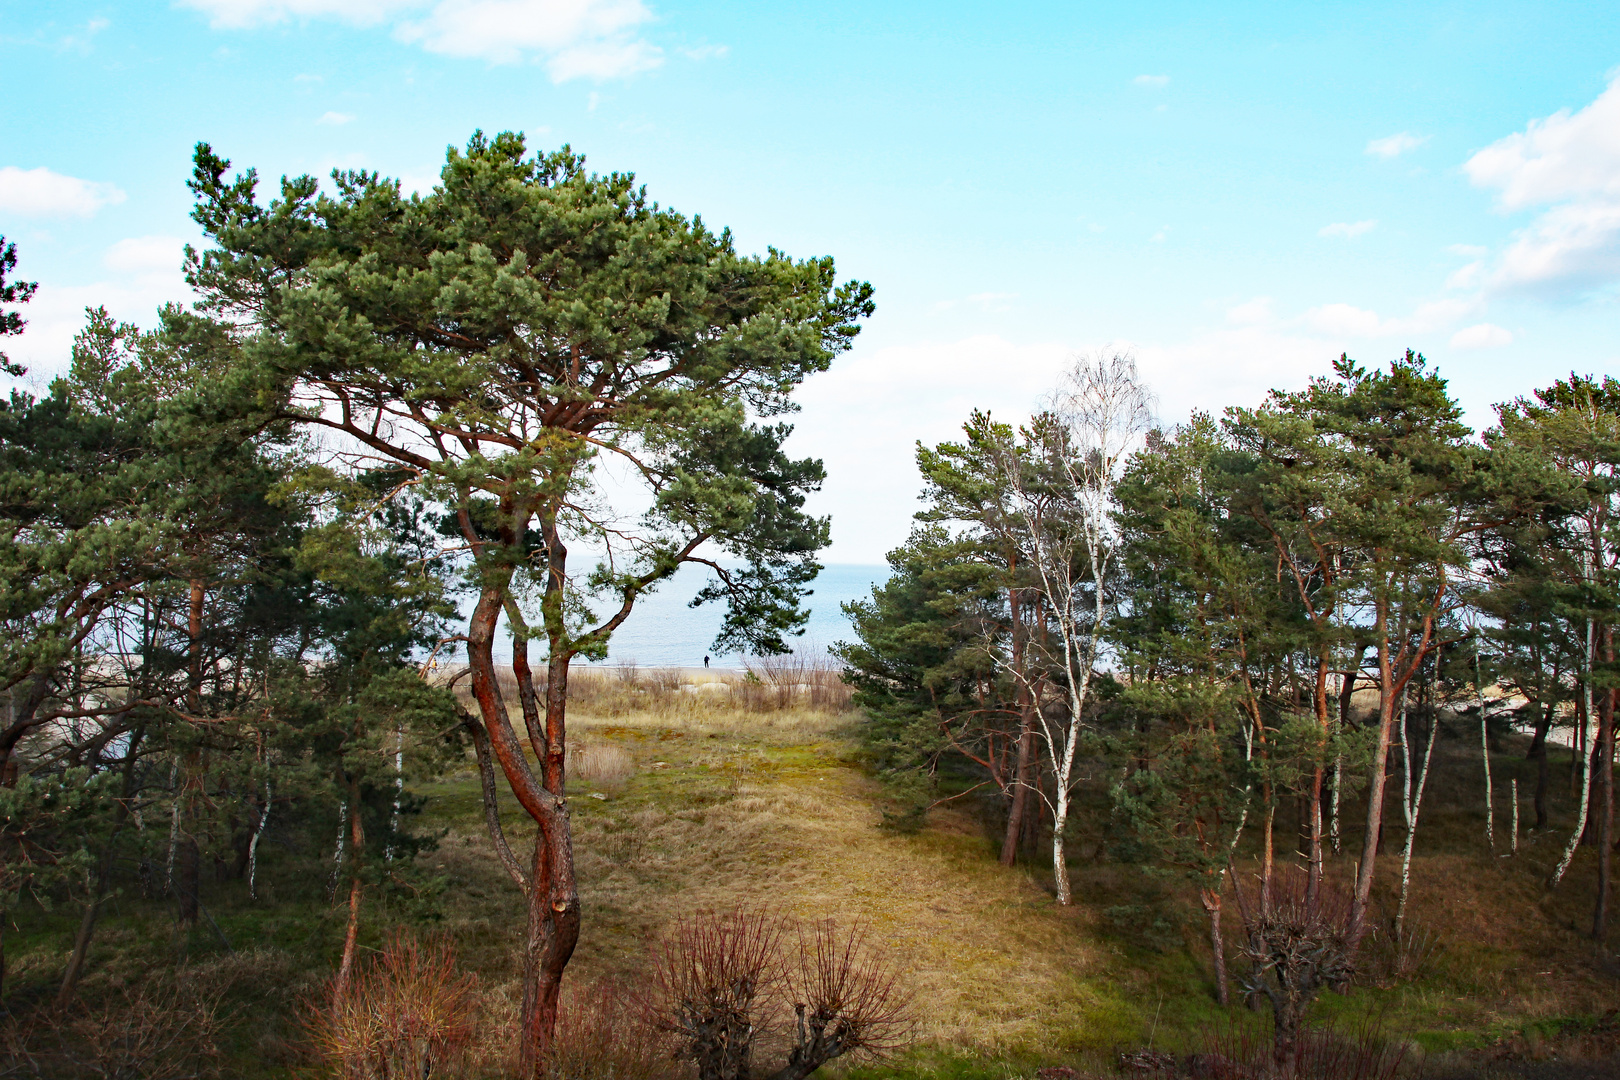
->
3 0 1619 564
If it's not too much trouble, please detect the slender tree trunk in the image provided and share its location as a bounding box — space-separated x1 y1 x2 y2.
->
1351 635 1400 947
326 801 348 903
1261 798 1275 916
1201 880 1228 1006
1395 691 1438 941
1511 778 1520 855
248 774 270 901
1001 582 1033 867
60 729 141 1003
165 758 181 893
1307 654 1330 909
1051 814 1071 905
1553 619 1598 888
1478 652 1494 852
1594 655 1614 939
1533 702 1554 830
334 780 365 997
1002 707 1035 867
176 580 206 925
176 836 200 926
59 882 105 1004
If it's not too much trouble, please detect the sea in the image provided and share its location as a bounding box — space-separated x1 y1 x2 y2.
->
476 563 889 669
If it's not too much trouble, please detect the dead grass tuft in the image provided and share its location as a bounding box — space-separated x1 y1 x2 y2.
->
303 933 482 1080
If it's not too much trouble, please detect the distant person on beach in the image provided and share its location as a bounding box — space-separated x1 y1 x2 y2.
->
703 655 710 668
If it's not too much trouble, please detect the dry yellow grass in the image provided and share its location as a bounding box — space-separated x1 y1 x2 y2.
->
425 701 1110 1056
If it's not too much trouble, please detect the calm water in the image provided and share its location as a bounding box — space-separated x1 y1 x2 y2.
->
479 564 888 669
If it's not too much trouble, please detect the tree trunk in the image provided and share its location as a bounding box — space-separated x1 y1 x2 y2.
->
177 836 200 926
1395 695 1438 942
1594 667 1614 940
1307 653 1330 909
466 560 580 1074
1201 882 1228 1006
59 729 141 1003
334 780 365 997
248 775 270 900
1001 712 1035 866
1533 702 1553 830
1001 582 1033 866
1478 653 1495 852
1261 799 1275 916
1350 640 1400 948
1051 819 1071 905
58 886 104 1004
1553 620 1598 889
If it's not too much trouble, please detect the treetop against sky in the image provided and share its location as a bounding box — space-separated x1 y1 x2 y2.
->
2 0 1619 561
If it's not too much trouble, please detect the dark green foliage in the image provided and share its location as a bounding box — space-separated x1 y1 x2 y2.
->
0 236 35 378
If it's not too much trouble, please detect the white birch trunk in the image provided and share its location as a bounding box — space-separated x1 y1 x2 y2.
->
248 776 271 901
1395 688 1438 941
1552 613 1597 888
1330 754 1342 855
327 800 349 903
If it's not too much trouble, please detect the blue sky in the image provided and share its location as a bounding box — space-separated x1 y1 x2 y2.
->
4 0 1619 562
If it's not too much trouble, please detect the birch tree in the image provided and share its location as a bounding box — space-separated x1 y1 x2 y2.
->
995 352 1152 905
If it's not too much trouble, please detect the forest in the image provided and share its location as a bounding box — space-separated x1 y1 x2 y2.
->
1 132 1618 1080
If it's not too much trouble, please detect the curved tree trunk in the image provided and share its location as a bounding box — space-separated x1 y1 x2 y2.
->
466 568 580 1074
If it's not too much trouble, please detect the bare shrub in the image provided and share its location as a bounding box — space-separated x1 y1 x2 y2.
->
774 921 914 1080
1233 868 1356 1066
0 981 223 1080
1199 1017 1411 1080
543 979 674 1080
643 910 784 1080
304 933 480 1080
642 912 913 1080
1364 913 1444 988
740 656 852 715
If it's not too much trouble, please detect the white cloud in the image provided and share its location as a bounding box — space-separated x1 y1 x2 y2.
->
797 296 1506 561
398 0 657 71
1301 297 1475 340
182 0 660 79
0 167 125 218
317 110 357 124
543 39 661 81
679 43 727 61
1450 323 1514 349
1318 219 1377 239
1446 260 1484 290
1366 132 1428 158
103 236 187 276
1149 225 1169 243
1133 74 1169 87
1225 296 1275 326
177 0 415 27
1304 302 1383 338
1464 74 1620 294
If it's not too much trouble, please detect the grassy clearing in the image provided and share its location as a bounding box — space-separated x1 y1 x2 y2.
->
5 673 1619 1077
